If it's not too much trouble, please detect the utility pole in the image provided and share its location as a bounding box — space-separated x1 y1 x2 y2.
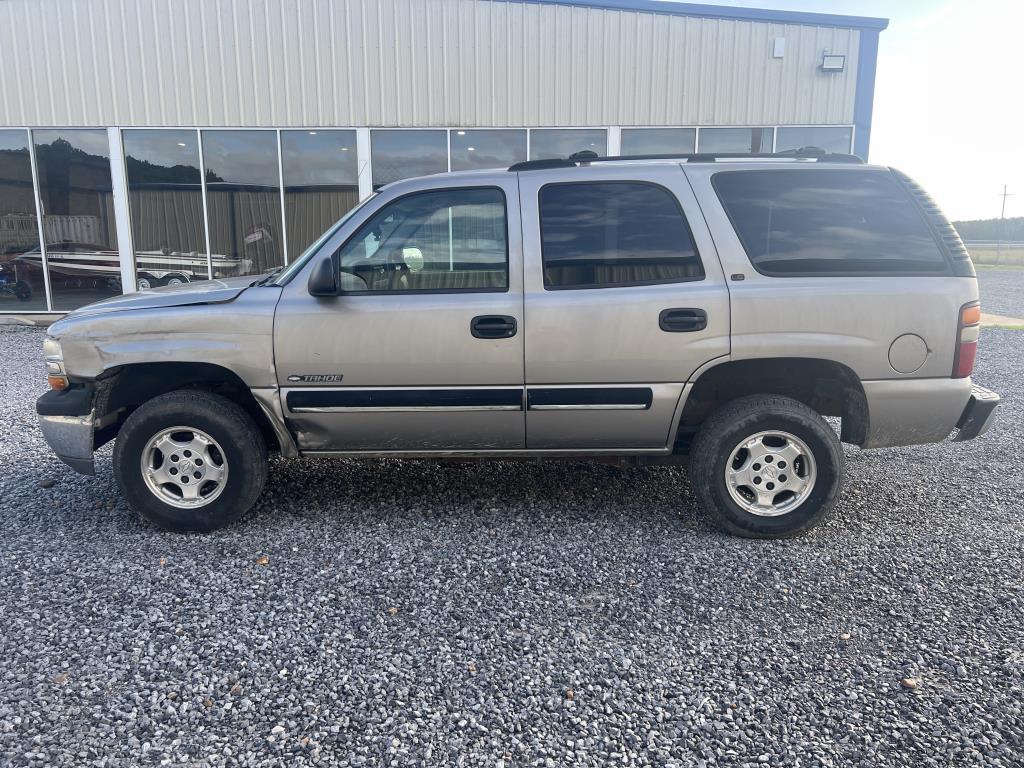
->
996 185 1011 266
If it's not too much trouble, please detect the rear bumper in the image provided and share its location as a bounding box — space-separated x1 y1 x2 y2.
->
36 388 96 475
953 384 1000 442
860 378 999 449
861 377 973 449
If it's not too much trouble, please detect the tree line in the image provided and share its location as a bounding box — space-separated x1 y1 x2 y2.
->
953 216 1024 242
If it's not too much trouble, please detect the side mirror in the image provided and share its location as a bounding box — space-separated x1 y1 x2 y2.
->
307 257 337 297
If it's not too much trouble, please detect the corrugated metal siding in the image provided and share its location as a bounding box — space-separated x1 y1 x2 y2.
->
0 0 859 128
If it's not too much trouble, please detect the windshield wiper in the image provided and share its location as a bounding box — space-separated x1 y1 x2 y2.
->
253 267 283 287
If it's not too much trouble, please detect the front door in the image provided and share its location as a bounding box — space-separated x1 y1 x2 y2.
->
517 163 730 449
273 178 525 452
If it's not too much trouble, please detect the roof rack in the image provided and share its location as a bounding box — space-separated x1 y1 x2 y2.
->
507 147 863 172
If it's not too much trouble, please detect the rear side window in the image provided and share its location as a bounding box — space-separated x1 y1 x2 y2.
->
713 169 948 276
539 181 704 290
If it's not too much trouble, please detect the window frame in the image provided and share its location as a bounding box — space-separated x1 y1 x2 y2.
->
537 179 705 292
333 184 511 296
711 168 955 279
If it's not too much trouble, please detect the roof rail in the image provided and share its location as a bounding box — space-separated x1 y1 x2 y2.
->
507 147 864 171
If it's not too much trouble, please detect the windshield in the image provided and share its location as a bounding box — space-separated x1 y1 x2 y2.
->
271 193 379 285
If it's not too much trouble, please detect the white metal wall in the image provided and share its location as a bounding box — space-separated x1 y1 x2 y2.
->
0 0 860 129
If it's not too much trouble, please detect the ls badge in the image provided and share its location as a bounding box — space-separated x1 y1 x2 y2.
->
288 374 344 383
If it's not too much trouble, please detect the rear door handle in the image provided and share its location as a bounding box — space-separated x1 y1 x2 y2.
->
659 308 707 333
471 314 517 339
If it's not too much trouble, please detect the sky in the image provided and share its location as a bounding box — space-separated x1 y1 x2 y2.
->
684 0 1024 221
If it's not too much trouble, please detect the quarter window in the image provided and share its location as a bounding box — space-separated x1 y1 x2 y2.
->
713 169 948 275
336 188 508 292
539 182 704 290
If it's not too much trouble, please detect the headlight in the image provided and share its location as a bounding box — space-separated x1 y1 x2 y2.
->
42 337 68 391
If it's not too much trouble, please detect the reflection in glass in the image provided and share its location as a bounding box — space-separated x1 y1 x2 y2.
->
539 182 703 289
450 130 526 171
371 130 447 189
123 129 209 290
776 126 854 155
529 129 607 160
337 188 507 292
620 128 696 156
202 130 283 277
282 130 359 257
698 127 773 153
714 170 947 274
33 129 120 311
0 130 47 310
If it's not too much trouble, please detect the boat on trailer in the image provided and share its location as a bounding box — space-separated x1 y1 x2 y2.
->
16 245 251 290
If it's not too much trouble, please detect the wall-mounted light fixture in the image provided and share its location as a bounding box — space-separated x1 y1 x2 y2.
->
821 53 846 72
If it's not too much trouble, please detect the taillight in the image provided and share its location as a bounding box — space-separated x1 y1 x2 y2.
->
953 301 980 378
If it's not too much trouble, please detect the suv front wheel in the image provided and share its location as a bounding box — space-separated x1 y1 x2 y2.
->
689 395 844 538
113 390 267 532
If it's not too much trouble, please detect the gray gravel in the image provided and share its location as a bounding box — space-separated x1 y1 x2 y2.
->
977 268 1024 316
1 273 1023 767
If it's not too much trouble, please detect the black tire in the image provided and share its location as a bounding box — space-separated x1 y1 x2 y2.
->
689 395 843 538
113 390 267 532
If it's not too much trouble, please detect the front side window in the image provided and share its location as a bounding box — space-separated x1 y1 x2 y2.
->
713 169 948 275
539 182 704 290
336 188 508 293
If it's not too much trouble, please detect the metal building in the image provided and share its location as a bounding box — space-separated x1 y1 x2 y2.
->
0 0 887 314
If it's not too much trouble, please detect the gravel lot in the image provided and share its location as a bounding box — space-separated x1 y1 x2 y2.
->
1 273 1022 767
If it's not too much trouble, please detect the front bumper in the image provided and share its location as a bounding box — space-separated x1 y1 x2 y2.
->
953 384 1001 442
37 388 96 475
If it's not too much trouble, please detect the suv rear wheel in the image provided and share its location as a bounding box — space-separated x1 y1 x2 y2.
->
689 395 843 538
113 390 267 532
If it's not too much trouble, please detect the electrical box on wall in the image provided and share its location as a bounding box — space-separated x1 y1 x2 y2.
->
773 37 785 58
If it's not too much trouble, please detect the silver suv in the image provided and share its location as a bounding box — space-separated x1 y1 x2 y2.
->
36 151 1000 538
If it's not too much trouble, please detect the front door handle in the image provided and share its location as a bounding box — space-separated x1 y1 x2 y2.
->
659 308 707 333
471 314 517 339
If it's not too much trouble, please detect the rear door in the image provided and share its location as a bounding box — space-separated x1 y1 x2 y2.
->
517 163 730 449
273 175 526 452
